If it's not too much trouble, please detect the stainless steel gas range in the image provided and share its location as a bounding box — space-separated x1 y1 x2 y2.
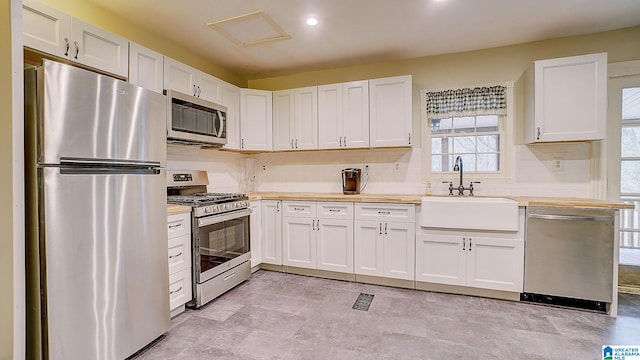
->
167 170 251 308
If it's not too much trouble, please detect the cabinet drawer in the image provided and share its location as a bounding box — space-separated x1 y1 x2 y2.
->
169 268 192 311
355 203 415 222
282 201 316 218
168 234 191 275
167 212 190 239
317 202 353 220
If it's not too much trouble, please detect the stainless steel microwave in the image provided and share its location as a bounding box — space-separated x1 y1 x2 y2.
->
165 89 227 146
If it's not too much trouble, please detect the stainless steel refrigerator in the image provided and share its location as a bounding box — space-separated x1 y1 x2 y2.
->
25 60 169 360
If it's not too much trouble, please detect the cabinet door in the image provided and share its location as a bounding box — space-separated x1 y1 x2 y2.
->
369 75 412 147
169 268 192 311
354 220 384 276
70 17 128 78
240 89 273 151
261 200 282 265
129 42 163 93
383 222 415 280
197 72 223 103
222 82 241 150
23 0 71 57
466 237 524 292
318 83 343 149
249 200 262 268
415 233 466 286
317 218 353 273
273 90 295 150
294 86 318 150
164 57 197 96
168 234 191 275
528 53 606 143
283 217 316 269
343 80 370 148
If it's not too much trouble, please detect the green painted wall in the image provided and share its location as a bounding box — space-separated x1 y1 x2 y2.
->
1 0 14 358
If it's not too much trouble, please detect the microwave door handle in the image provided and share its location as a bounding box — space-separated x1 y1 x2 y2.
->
217 111 225 137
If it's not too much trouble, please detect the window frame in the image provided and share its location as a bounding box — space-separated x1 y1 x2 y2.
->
420 82 515 183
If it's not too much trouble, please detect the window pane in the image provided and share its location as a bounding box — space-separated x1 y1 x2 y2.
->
622 87 640 121
431 155 442 172
477 154 500 171
622 126 640 157
453 136 475 154
453 117 475 133
477 135 499 153
432 137 442 154
431 118 452 134
459 154 476 171
476 115 499 132
621 160 640 193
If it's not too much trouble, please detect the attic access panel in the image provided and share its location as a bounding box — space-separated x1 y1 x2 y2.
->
207 10 291 47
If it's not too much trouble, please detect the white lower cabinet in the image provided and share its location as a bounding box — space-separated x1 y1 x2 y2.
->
354 203 415 281
167 211 192 316
416 231 524 292
282 201 354 273
249 200 262 268
261 200 282 265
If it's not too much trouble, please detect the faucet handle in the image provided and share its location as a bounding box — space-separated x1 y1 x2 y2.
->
442 181 454 196
468 181 481 196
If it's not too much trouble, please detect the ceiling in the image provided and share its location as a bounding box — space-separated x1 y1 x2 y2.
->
87 0 640 79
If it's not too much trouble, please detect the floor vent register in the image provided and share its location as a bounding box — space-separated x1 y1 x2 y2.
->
352 293 374 311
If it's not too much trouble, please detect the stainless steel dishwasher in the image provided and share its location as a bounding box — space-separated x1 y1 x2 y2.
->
523 206 615 305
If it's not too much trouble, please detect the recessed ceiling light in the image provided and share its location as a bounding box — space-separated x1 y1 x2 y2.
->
306 16 318 26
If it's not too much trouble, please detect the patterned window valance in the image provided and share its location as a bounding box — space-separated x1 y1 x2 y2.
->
425 85 507 118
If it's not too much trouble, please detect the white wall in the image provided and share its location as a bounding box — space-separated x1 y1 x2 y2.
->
169 139 593 198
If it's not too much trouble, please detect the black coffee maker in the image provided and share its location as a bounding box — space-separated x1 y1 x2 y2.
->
342 168 362 195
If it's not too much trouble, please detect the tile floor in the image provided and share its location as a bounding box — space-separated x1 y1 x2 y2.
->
134 270 640 360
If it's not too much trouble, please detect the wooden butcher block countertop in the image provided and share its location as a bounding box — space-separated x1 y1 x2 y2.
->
167 204 191 214
246 192 634 209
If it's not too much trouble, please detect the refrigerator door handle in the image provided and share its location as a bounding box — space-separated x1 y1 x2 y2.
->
60 167 161 175
60 157 162 168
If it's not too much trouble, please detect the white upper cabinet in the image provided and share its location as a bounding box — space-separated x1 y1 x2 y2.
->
222 81 241 150
273 87 318 150
240 89 273 151
23 0 128 78
164 57 223 103
524 52 607 143
369 75 413 147
129 42 163 93
318 81 369 149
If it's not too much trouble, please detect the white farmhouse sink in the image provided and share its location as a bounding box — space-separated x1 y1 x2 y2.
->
420 196 519 231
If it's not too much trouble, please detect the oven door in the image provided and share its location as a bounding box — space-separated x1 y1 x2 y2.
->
195 208 250 283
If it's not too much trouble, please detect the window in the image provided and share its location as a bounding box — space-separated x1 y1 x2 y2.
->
620 86 640 251
423 85 508 175
430 115 501 172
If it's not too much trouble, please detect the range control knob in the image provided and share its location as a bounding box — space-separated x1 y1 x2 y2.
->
204 207 211 214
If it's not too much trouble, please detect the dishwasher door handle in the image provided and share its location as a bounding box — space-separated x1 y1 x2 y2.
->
527 213 613 222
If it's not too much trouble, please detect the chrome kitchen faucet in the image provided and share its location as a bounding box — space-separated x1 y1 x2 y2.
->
442 156 480 196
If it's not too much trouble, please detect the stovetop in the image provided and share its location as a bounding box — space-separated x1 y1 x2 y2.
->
167 192 248 207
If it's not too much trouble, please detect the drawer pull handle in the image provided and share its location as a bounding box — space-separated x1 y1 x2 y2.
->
329 209 340 212
378 211 391 215
224 272 236 281
169 286 183 295
168 223 182 229
169 252 182 259
293 207 305 211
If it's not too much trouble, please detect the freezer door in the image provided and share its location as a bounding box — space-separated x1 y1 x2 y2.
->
38 60 166 166
40 167 169 360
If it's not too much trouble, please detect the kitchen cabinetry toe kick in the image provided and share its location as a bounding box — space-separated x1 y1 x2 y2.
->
415 281 521 301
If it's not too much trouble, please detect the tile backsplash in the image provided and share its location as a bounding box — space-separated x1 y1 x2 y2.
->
168 141 594 198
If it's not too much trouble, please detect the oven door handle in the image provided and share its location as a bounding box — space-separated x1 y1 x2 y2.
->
197 208 252 227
